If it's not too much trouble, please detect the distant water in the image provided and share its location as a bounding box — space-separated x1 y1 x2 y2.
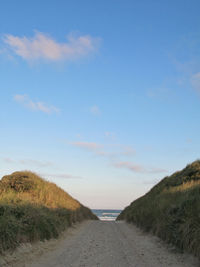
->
92 209 122 221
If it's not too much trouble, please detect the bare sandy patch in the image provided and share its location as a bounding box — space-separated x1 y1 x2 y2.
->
1 221 199 267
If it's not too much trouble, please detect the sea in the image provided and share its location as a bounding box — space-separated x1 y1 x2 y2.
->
92 209 122 221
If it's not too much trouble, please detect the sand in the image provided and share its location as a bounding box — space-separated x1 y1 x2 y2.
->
1 220 199 267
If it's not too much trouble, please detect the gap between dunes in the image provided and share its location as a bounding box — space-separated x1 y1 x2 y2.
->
1 221 199 267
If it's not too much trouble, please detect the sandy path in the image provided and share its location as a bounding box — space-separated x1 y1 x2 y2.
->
2 221 199 267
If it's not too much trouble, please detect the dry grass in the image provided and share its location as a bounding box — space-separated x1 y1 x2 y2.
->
164 180 200 193
0 171 81 209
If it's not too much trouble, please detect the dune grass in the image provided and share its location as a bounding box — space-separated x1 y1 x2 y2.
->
0 171 98 253
117 160 200 258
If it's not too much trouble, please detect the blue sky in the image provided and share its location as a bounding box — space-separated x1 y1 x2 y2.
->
1 0 200 209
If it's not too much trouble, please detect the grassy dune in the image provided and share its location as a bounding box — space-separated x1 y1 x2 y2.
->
117 160 200 258
0 171 98 253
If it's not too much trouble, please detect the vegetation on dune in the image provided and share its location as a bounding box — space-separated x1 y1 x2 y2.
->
117 160 200 258
0 171 98 254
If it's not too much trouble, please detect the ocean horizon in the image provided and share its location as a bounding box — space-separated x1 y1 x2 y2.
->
92 209 122 221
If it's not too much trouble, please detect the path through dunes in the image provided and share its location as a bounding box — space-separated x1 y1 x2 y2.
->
9 221 199 267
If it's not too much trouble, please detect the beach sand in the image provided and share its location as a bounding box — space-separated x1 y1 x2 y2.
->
1 220 199 267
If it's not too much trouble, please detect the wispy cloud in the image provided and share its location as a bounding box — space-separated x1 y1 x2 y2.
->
114 161 144 172
71 141 103 151
113 161 167 174
70 141 135 158
120 146 135 156
14 94 59 114
19 159 53 168
2 157 53 168
42 173 83 179
186 138 192 144
191 72 200 92
105 132 115 138
90 105 101 115
3 157 15 164
3 32 100 62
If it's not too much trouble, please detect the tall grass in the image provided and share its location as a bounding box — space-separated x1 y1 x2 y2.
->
0 171 98 253
117 160 200 258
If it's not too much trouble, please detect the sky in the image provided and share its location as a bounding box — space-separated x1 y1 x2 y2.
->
1 0 200 209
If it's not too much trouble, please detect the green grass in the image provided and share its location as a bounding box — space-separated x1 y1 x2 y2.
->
0 171 98 253
117 160 200 258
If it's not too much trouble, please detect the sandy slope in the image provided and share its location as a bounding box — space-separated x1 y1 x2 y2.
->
2 221 199 267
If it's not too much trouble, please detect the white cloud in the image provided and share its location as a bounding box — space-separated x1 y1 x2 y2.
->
3 32 100 62
90 105 101 115
113 161 167 174
14 94 59 114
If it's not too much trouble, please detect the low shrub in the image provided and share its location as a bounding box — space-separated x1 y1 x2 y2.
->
117 160 200 258
0 171 98 253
